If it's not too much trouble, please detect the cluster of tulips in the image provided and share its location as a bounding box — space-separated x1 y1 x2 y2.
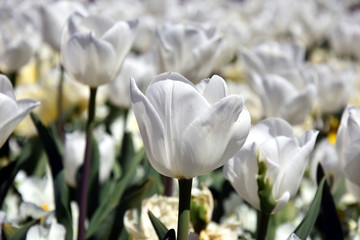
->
1 0 360 239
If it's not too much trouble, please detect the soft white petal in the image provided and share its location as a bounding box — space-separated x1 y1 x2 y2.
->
130 78 171 177
180 95 244 179
101 20 138 78
224 144 260 210
196 75 229 104
0 98 39 148
282 84 316 125
145 73 209 177
272 191 290 213
61 32 116 87
0 75 16 100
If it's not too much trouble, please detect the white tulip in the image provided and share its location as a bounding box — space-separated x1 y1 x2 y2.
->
224 118 318 214
130 72 251 179
61 13 138 87
153 22 223 83
0 75 39 148
63 129 115 187
336 105 360 187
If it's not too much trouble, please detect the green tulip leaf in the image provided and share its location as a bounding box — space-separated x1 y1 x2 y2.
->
87 138 100 219
85 141 145 238
148 210 169 240
54 171 73 240
162 229 176 240
30 113 63 178
103 178 154 239
292 177 326 239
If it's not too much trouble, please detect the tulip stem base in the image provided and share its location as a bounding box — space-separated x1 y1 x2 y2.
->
256 211 271 240
177 178 192 240
77 87 97 240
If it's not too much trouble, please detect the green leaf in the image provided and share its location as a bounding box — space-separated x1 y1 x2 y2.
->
30 113 63 178
87 138 100 219
162 229 176 240
292 177 326 239
105 178 154 239
148 210 169 240
85 143 145 238
54 171 73 240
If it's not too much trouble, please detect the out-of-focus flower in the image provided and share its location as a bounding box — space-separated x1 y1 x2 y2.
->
124 195 179 239
310 63 356 115
311 139 342 192
0 7 40 73
329 18 360 59
224 118 318 214
17 172 54 211
153 22 223 83
0 75 39 147
240 41 305 76
250 73 316 125
130 72 251 179
63 129 115 187
336 105 360 188
107 54 154 109
61 13 138 87
40 0 87 51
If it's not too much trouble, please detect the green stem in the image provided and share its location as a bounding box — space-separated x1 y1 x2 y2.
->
177 178 193 240
57 64 65 142
256 211 271 240
77 87 97 240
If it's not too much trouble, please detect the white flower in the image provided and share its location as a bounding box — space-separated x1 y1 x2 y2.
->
0 75 39 148
224 117 318 213
63 129 115 187
336 105 360 188
250 73 316 125
61 13 138 87
107 54 155 109
130 72 250 179
153 22 223 83
40 0 87 51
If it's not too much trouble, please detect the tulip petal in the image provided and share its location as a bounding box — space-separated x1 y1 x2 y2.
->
196 75 229 104
0 98 39 148
224 144 260 210
344 139 360 187
272 191 290 213
130 78 172 177
180 95 244 179
61 32 116 87
0 75 15 100
102 20 138 78
145 73 209 178
282 84 316 125
247 117 294 144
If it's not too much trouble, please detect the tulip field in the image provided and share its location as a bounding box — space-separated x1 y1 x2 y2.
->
1 0 360 239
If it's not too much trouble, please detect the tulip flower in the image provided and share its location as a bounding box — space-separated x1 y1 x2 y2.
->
131 72 250 239
310 64 356 115
153 22 223 83
63 129 116 187
240 41 305 76
336 105 360 188
40 0 87 52
61 13 138 87
224 117 318 214
130 72 251 179
250 73 316 125
0 75 39 148
0 9 40 73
